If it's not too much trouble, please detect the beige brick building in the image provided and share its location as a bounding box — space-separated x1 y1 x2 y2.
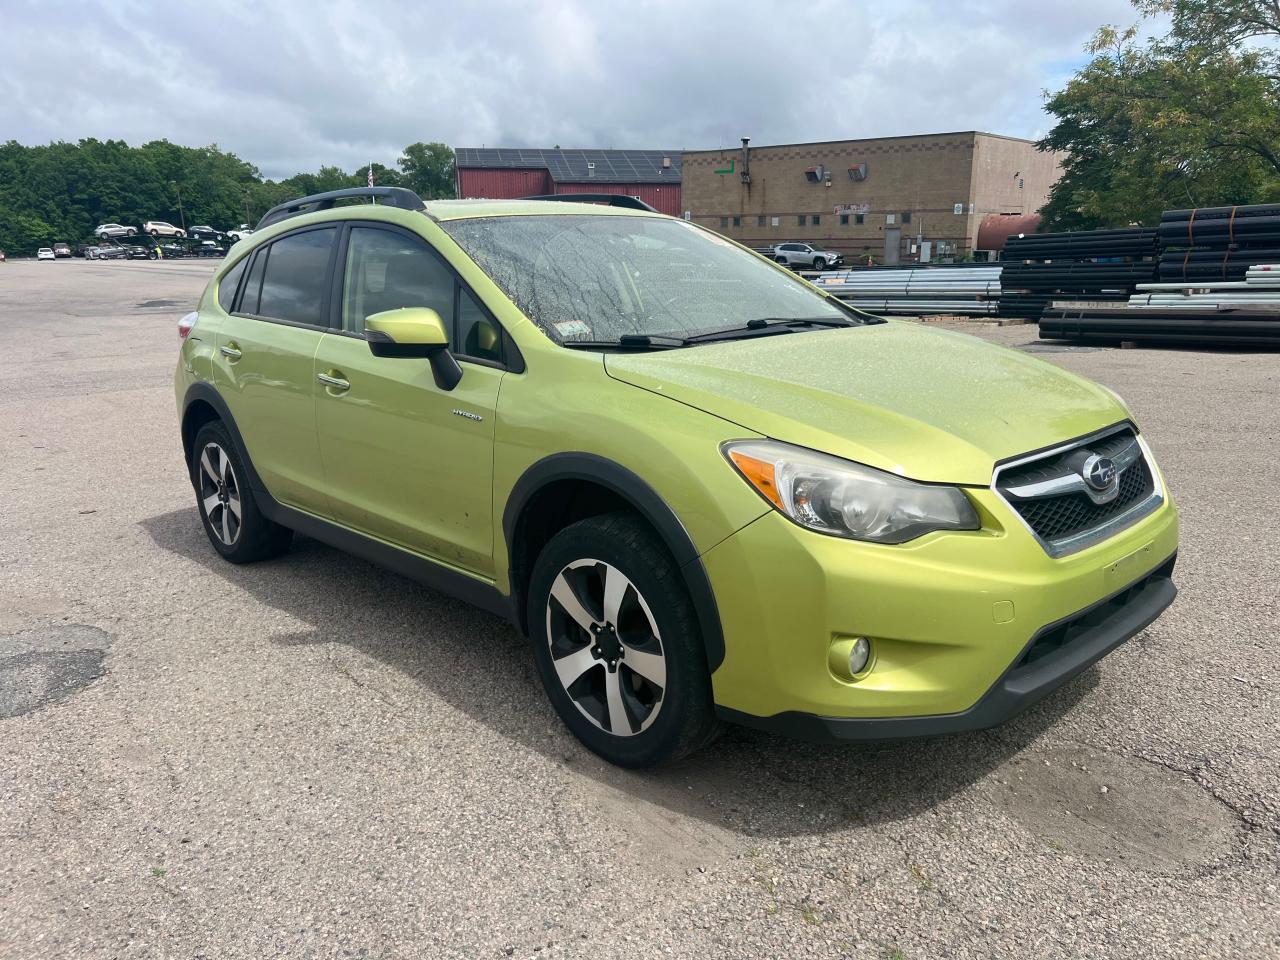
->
682 132 1062 263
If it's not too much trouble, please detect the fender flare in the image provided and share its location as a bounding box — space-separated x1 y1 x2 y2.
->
503 453 726 673
180 382 269 494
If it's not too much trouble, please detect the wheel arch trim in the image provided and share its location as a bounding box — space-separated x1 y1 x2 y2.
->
181 382 268 494
502 452 727 672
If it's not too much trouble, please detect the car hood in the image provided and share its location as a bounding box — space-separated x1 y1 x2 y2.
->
603 321 1127 485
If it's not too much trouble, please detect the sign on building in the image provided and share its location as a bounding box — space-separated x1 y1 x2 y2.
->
834 203 870 215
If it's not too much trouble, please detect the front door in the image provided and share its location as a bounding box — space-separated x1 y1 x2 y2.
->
214 226 338 515
883 227 901 266
313 224 506 576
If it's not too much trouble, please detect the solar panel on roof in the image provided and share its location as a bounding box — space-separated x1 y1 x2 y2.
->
456 147 681 183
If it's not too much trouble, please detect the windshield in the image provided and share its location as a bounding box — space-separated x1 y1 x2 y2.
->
441 214 852 343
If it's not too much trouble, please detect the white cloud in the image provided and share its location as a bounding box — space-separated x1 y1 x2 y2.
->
0 0 1143 178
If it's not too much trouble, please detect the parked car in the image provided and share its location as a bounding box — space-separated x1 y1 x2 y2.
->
37 247 56 260
123 244 152 260
143 220 186 238
0 249 7 263
189 225 219 238
95 245 126 260
157 242 186 259
226 224 254 242
95 223 137 240
772 242 843 271
53 242 72 258
175 188 1179 768
195 240 226 258
83 245 102 259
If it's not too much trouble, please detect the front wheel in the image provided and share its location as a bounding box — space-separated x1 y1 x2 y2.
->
527 513 720 767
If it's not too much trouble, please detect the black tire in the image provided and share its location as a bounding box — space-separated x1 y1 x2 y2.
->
126 228 136 237
190 421 292 564
527 512 721 767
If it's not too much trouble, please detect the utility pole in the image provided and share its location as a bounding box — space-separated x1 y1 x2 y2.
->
170 181 186 231
243 190 251 226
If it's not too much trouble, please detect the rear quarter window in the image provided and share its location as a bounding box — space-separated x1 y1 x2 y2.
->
217 257 248 312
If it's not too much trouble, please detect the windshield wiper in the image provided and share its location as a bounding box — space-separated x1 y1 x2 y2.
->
677 316 856 344
560 333 687 350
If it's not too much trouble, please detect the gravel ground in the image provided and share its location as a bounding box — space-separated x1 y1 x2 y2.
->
1 259 1277 959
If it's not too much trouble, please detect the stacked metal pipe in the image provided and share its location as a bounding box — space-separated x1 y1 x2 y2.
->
999 229 1159 319
1158 204 1280 281
812 265 1001 315
1040 261 1280 346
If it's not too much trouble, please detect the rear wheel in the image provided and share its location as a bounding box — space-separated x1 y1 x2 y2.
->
190 421 291 564
528 513 720 767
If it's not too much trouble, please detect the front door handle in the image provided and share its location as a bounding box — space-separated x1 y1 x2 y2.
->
317 371 350 393
220 342 242 360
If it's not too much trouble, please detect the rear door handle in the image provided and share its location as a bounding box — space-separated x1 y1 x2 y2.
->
220 342 242 360
317 371 350 392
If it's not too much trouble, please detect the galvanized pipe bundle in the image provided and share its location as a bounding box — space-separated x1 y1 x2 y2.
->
812 265 1001 315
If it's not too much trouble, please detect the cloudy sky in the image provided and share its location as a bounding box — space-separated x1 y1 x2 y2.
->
1 0 1149 179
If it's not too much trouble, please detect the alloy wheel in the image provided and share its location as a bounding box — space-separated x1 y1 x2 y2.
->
544 558 667 737
197 442 242 546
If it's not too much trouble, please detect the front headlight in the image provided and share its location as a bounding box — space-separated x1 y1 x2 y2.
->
723 440 979 544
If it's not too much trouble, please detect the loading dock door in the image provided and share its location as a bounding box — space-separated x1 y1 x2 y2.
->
884 228 901 266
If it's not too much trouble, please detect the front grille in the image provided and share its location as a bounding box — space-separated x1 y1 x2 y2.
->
996 425 1161 554
1015 458 1154 541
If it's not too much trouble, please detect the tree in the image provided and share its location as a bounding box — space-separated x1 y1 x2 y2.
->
1038 1 1280 229
0 139 459 253
397 142 456 199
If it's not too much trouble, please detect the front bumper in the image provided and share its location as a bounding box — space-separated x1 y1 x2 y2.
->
718 554 1175 741
701 485 1179 732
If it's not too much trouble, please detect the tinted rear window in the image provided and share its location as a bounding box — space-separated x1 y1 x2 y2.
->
240 249 267 315
256 228 336 325
218 257 248 312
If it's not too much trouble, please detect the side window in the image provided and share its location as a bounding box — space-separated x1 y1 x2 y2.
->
257 227 336 325
342 227 454 335
217 257 248 312
239 248 267 316
457 287 503 364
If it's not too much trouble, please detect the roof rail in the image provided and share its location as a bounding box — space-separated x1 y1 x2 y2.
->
255 186 425 230
520 193 658 213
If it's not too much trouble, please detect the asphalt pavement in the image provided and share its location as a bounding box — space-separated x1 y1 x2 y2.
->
1 258 1276 959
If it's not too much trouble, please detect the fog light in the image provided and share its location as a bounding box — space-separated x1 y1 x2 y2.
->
829 636 872 681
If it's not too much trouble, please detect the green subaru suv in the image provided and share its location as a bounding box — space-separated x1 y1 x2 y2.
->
175 187 1179 767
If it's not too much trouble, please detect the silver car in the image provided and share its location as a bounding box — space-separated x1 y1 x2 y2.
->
95 223 137 240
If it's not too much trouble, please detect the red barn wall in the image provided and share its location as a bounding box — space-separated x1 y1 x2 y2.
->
457 168 553 199
550 182 683 217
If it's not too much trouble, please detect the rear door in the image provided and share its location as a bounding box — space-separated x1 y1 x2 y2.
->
213 225 338 515
312 223 508 576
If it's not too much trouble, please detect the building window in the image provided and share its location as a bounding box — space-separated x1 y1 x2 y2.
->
798 215 806 226
732 216 741 227
720 216 729 228
855 214 865 225
901 211 912 224
771 216 780 227
757 215 766 227
839 214 849 226
812 214 821 226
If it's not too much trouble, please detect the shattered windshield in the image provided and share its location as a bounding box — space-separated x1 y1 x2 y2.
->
440 214 851 343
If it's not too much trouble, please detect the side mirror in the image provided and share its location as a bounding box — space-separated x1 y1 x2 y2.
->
365 307 462 390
